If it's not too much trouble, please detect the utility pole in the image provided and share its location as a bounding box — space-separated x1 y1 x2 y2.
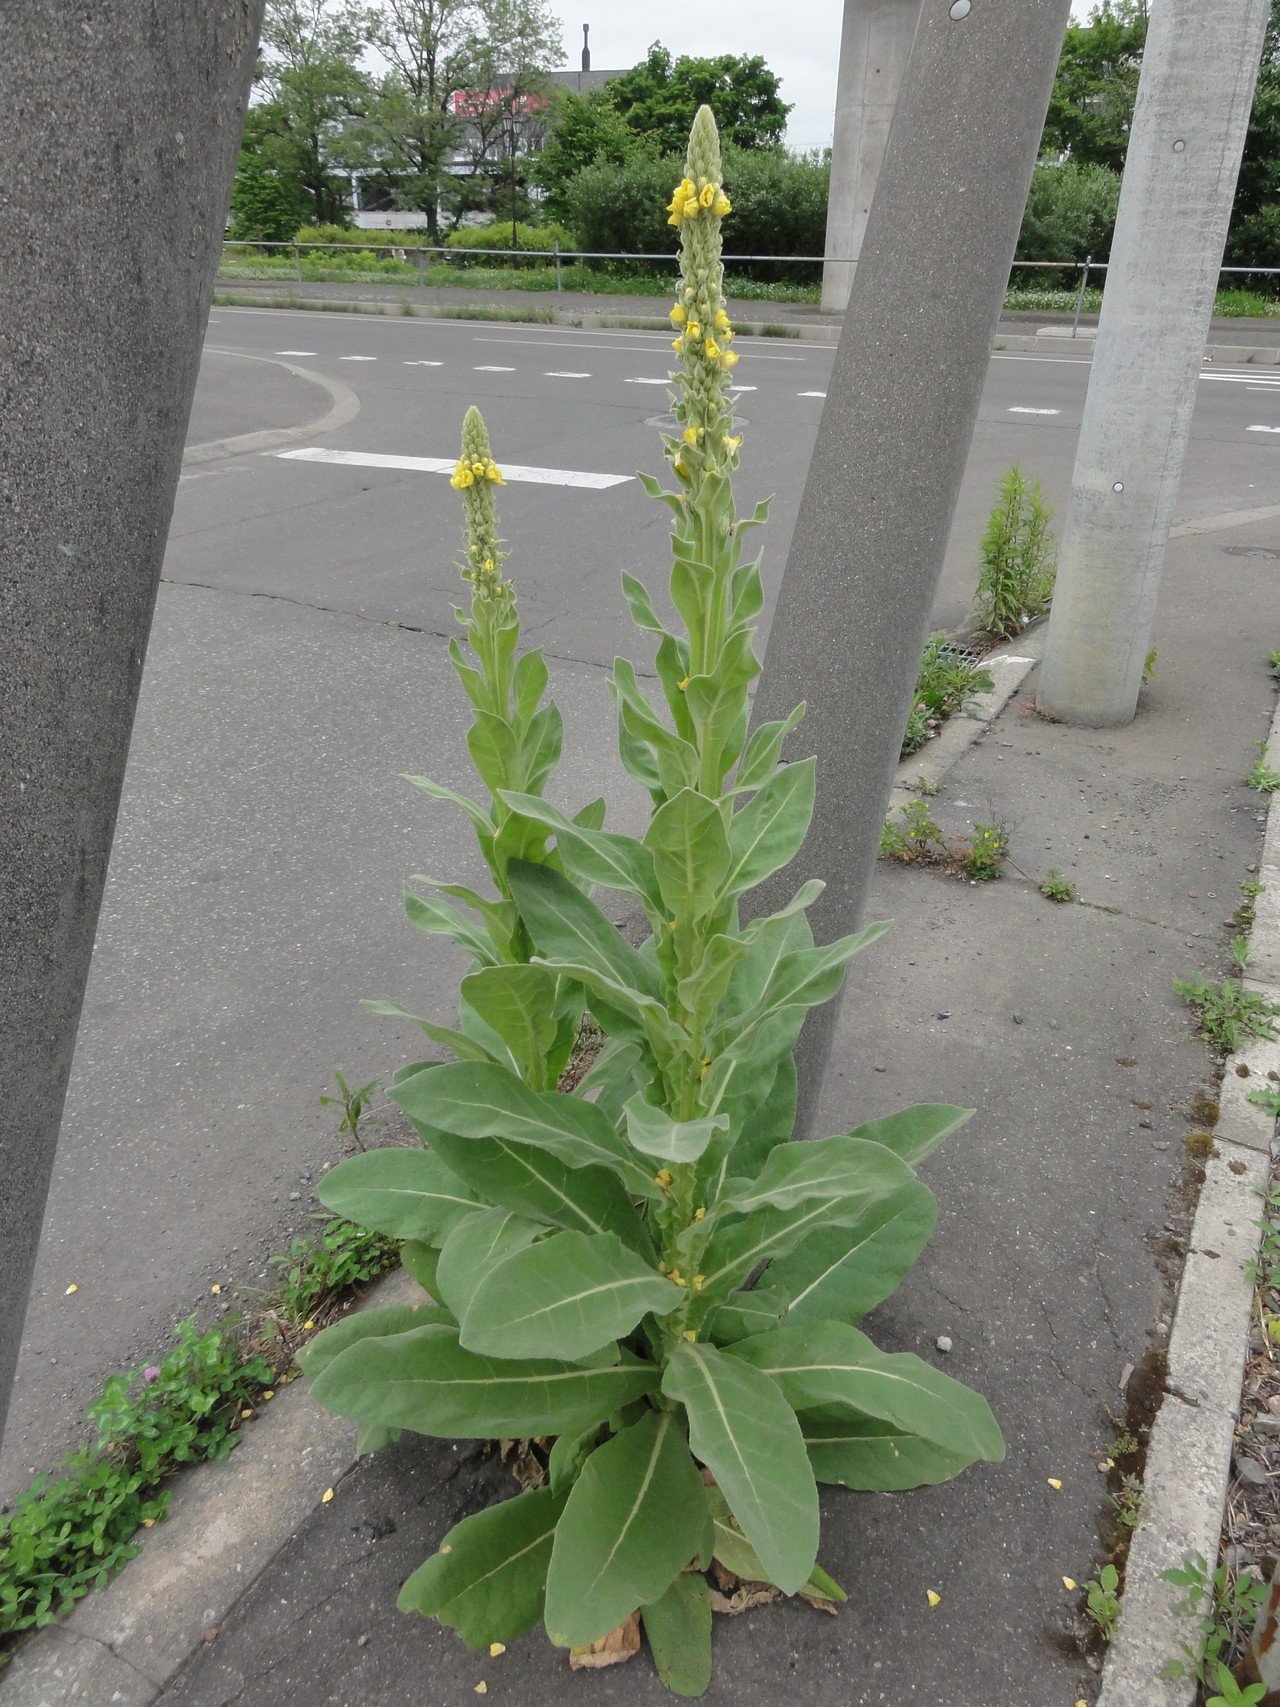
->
821 0 922 314
0 1 264 1446
1038 0 1270 727
751 0 1072 1138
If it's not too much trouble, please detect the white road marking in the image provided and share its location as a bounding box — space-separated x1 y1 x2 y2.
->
798 390 827 398
1201 372 1280 385
474 334 805 361
628 377 671 386
276 349 317 356
1008 406 1060 415
545 370 592 378
339 355 377 361
729 385 757 392
474 364 515 372
404 359 443 367
1247 425 1280 434
276 446 631 490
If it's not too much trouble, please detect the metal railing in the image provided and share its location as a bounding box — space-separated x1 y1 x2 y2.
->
216 239 1280 324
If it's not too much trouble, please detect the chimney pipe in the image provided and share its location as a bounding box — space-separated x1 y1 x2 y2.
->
582 23 590 72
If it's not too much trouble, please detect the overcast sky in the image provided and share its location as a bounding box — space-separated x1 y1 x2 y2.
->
552 2 1093 154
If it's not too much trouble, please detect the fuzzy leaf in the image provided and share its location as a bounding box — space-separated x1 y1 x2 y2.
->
459 965 559 1079
317 1148 475 1243
500 792 661 910
645 789 732 919
398 1486 567 1649
297 1302 449 1378
726 1321 1004 1470
702 1483 840 1602
462 1230 683 1361
545 1410 709 1648
704 1288 788 1346
849 1104 974 1169
800 1411 979 1491
625 1097 728 1166
361 1001 493 1063
507 859 661 1000
513 647 549 721
403 773 494 837
768 1178 937 1324
468 709 519 798
620 570 667 634
400 1240 444 1297
733 704 807 795
642 1570 713 1698
433 1207 541 1321
311 1322 658 1437
403 885 494 963
520 700 563 794
662 1341 818 1595
721 760 815 898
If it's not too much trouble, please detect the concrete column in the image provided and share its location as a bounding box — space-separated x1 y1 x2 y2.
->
751 0 1071 1139
1039 0 1270 728
820 0 922 314
0 1 264 1446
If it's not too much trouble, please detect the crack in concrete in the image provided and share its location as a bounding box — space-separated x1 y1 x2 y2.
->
156 574 639 678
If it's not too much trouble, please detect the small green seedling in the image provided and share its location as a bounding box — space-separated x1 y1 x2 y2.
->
1162 1553 1267 1689
1246 1178 1280 1289
1245 741 1280 793
1111 1473 1143 1530
1268 649 1280 681
1173 971 1280 1054
1246 1083 1280 1117
963 823 1009 883
1085 1563 1122 1642
1143 649 1158 684
319 1069 381 1148
1040 869 1075 903
1206 1663 1266 1707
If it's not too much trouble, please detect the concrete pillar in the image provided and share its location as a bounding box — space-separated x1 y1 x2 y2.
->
751 0 1071 1138
820 0 922 314
0 1 264 1446
1039 0 1270 728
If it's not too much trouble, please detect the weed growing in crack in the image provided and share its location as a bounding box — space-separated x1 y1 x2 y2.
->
1173 969 1280 1055
1039 869 1075 903
1083 1563 1122 1642
319 1069 381 1149
880 804 1009 882
1161 1553 1267 1692
1245 740 1280 794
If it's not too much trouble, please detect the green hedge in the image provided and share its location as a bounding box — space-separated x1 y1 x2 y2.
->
444 221 576 266
1012 162 1121 288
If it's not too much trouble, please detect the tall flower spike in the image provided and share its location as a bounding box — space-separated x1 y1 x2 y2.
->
452 405 508 599
666 106 740 487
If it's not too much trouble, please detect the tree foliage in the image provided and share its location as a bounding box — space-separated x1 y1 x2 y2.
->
534 89 654 224
604 44 791 157
256 0 373 225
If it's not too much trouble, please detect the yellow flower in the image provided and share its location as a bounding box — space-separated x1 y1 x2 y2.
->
670 306 686 330
655 1169 673 1188
713 308 730 331
723 435 742 453
693 1206 706 1222
682 426 699 444
714 193 731 217
471 460 484 473
721 349 739 370
670 1269 687 1287
693 1274 706 1293
699 183 716 208
672 336 684 353
486 462 504 484
668 209 683 229
674 459 688 476
686 322 701 341
704 337 720 360
700 1057 712 1077
682 1330 698 1342
676 675 690 690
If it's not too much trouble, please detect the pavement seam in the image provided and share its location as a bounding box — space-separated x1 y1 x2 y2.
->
1096 694 1280 1707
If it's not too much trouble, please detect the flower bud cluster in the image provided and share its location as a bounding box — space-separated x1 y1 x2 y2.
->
452 406 509 599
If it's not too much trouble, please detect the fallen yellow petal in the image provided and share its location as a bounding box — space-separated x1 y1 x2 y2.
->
211 1284 221 1295
489 1642 505 1657
65 1283 77 1295
475 1685 488 1696
321 1488 334 1504
1062 1576 1078 1591
1047 1478 1063 1490
1099 1458 1115 1471
303 1320 315 1332
142 1517 155 1528
926 1589 941 1607
241 1408 252 1419
262 1389 274 1401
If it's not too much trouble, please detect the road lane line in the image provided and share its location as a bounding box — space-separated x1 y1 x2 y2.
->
729 385 757 392
628 377 670 386
275 349 317 356
798 390 826 398
545 371 592 378
474 364 515 372
275 446 631 490
1008 406 1061 415
1247 425 1280 434
339 355 377 361
404 360 442 367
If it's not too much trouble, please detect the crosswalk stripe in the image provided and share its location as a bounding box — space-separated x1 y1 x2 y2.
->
275 446 631 489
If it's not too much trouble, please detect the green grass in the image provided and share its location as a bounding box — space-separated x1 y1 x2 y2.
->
1004 282 1279 318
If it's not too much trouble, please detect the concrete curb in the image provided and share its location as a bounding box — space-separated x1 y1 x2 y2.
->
1096 696 1280 1706
0 633 1047 1705
183 351 362 467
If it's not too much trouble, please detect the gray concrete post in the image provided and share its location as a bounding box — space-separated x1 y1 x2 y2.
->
752 0 1071 1138
820 0 922 314
0 1 265 1447
1038 0 1270 728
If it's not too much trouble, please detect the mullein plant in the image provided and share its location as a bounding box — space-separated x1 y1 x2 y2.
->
305 107 1003 1697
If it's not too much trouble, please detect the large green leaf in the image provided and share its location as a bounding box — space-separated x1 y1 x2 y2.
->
398 1486 567 1649
519 700 563 794
625 1097 727 1166
733 704 807 795
800 1410 979 1491
402 884 494 963
732 1054 798 1178
461 1230 683 1361
424 1130 653 1256
296 1302 450 1379
403 772 493 838
768 1178 937 1324
433 1207 541 1321
467 708 519 798
458 965 559 1081
676 934 747 1037
721 760 815 898
400 1240 444 1297
661 1341 817 1595
513 646 550 721
701 1138 916 1297
311 1322 658 1437
642 1570 713 1699
500 792 662 911
726 1321 1004 1469
316 1148 475 1243
645 789 732 919
544 1410 709 1647
850 1104 974 1168
399 1059 654 1199
702 1483 844 1603
361 1000 493 1064
703 1288 788 1346
507 859 661 999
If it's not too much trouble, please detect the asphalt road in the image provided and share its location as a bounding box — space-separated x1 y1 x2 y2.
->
3 305 1277 1501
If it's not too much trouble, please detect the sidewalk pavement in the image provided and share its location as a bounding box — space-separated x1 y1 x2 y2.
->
7 509 1278 1707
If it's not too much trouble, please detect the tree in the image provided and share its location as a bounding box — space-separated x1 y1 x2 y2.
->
535 88 651 224
604 45 791 157
256 0 371 225
229 106 312 240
